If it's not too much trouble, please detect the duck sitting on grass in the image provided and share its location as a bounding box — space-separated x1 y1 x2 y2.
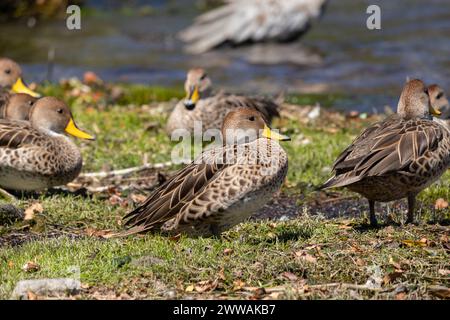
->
0 97 95 192
123 107 290 237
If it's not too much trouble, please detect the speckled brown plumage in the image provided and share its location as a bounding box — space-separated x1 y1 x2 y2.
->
124 108 289 237
0 97 94 191
166 68 279 137
322 79 450 225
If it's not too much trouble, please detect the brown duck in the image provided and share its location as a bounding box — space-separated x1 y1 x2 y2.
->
166 68 279 137
0 97 94 191
0 93 37 120
123 107 290 237
321 79 450 226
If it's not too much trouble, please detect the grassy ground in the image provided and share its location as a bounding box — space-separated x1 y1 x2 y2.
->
0 79 449 300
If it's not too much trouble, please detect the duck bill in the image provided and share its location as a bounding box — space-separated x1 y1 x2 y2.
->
65 118 95 140
262 125 291 141
11 78 41 97
429 104 441 117
183 85 200 109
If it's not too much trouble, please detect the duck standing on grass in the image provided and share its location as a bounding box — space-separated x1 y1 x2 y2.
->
0 97 95 191
166 68 279 137
123 108 290 237
321 79 450 226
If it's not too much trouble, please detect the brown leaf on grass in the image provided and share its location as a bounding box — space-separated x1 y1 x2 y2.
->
250 287 267 300
281 272 298 281
223 248 233 255
85 227 114 238
389 257 403 271
438 269 450 276
185 285 194 292
24 202 43 221
233 279 246 291
355 258 366 267
217 268 226 281
168 234 181 242
395 292 407 300
130 193 147 204
401 239 428 248
27 291 38 300
383 271 403 285
435 198 449 210
428 285 450 299
294 251 317 264
194 280 218 293
22 261 40 273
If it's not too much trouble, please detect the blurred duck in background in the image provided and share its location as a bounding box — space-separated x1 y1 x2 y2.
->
179 0 328 54
428 84 450 128
0 58 40 97
166 68 280 137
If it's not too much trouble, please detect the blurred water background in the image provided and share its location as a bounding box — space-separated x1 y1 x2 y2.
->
0 0 449 112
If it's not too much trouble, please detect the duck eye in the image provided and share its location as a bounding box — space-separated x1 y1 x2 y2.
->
436 92 444 99
248 116 255 121
4 69 11 74
28 101 34 106
200 74 207 80
57 108 63 114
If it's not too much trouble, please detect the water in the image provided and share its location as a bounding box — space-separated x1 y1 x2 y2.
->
0 0 449 112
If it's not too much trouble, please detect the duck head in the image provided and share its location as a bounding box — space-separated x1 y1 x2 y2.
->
29 97 95 140
221 108 290 145
428 84 450 119
0 58 40 98
183 68 212 110
397 79 441 119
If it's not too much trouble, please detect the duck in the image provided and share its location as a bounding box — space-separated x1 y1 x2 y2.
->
0 93 37 120
179 0 328 54
428 84 450 127
0 96 95 191
122 107 290 237
321 79 450 226
0 58 40 97
166 68 279 137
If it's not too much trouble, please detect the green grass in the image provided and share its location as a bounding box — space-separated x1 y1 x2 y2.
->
0 81 449 300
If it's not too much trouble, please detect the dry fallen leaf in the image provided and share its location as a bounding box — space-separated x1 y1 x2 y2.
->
85 227 113 238
185 285 194 292
294 251 317 264
27 291 38 300
281 272 298 281
435 198 449 210
130 193 147 204
22 261 40 273
223 248 233 255
401 239 428 248
24 202 43 221
233 279 246 291
195 280 217 293
438 269 450 276
383 271 403 285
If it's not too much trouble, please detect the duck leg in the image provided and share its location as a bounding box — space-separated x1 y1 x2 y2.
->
406 194 416 224
368 199 377 226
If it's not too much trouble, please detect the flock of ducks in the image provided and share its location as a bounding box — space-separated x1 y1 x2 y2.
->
0 56 450 237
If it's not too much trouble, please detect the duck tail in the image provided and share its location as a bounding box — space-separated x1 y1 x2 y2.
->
108 225 148 238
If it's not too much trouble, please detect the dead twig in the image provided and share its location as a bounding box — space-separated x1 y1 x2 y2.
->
79 161 173 179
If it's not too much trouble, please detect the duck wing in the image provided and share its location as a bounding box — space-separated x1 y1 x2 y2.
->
321 116 446 189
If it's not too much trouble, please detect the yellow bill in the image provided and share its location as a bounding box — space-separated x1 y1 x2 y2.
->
429 104 441 116
262 125 290 141
65 118 95 140
187 86 200 104
11 78 41 98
